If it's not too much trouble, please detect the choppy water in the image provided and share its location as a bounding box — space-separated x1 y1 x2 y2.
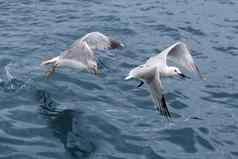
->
0 0 238 158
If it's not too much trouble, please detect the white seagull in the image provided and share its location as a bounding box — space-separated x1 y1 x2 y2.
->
125 42 201 118
41 32 124 78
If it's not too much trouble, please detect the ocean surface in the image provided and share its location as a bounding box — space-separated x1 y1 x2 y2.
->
0 0 238 158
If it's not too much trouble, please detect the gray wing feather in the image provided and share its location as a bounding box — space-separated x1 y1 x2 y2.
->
61 41 96 66
166 42 197 72
147 67 162 107
79 32 123 50
147 67 171 117
147 42 200 74
60 32 122 63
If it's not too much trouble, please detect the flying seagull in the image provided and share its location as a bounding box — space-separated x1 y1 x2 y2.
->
125 42 201 118
41 32 124 78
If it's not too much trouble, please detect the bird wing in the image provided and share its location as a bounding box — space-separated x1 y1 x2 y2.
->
147 67 171 117
146 42 201 76
77 32 123 50
61 41 96 66
166 42 199 73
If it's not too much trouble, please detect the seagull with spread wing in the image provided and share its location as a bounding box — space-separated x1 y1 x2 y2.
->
125 42 202 118
41 32 124 78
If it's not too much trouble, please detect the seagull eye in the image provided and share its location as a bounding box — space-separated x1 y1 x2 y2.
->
174 70 177 72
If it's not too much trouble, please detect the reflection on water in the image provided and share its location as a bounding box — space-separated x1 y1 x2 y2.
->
36 90 169 159
37 90 95 158
160 127 214 153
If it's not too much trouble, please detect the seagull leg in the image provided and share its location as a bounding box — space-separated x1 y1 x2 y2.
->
137 81 144 88
47 63 59 79
95 69 101 77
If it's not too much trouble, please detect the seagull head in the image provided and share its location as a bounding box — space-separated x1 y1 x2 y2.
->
169 66 190 79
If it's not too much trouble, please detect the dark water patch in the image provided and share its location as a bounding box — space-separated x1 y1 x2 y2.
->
190 116 204 120
36 89 59 113
224 18 238 23
135 122 151 127
127 96 153 111
148 24 180 38
56 74 104 91
37 151 64 159
170 100 188 109
213 46 238 56
205 84 224 89
223 140 235 145
160 127 215 153
179 26 206 36
97 94 125 106
0 154 35 159
94 15 121 22
0 136 55 147
216 0 235 5
119 61 136 69
1 125 52 140
160 128 197 153
150 24 178 33
0 78 25 93
211 137 224 146
104 27 137 36
0 144 16 155
231 151 238 157
39 106 96 158
140 5 157 11
121 134 147 142
198 127 209 135
132 88 150 97
52 112 95 158
196 134 215 151
105 156 127 159
55 15 80 23
203 90 238 99
169 112 182 119
191 50 208 59
167 90 189 100
201 90 238 108
218 125 238 134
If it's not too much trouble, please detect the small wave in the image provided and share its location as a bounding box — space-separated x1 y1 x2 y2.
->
0 63 26 93
179 26 206 37
213 46 238 56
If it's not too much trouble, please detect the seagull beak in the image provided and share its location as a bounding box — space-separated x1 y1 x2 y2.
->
178 73 190 79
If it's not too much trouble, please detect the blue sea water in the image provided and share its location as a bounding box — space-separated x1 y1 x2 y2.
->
0 0 238 158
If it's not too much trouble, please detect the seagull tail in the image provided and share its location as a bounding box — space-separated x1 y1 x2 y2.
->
41 56 60 66
125 74 133 80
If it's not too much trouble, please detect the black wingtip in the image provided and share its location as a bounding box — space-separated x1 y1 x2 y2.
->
159 95 171 119
110 40 124 49
195 64 204 80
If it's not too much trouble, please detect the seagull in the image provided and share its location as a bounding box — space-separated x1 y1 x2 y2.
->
41 32 124 78
125 42 201 118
